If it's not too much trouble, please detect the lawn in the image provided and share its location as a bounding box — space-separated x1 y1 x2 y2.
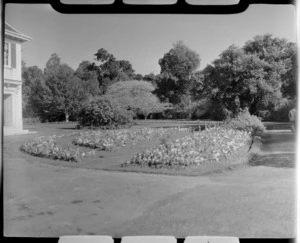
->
17 120 255 176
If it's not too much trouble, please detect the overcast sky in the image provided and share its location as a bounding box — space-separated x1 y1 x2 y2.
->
5 3 296 75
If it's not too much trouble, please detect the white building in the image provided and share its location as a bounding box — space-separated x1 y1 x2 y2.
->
3 23 31 135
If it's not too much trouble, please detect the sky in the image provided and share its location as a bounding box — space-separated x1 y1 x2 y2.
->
5 3 296 75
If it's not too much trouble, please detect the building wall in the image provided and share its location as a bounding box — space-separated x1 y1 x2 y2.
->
4 39 22 81
3 83 23 130
4 37 23 131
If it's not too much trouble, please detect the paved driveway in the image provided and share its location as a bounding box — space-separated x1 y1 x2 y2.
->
3 131 296 238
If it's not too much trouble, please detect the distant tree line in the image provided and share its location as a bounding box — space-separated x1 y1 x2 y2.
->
22 34 297 123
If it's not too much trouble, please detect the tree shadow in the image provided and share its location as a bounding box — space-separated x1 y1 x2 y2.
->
248 153 295 168
261 132 295 143
58 127 79 130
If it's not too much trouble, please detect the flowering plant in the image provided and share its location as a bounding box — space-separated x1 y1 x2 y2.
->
73 127 188 151
122 127 251 168
20 133 95 162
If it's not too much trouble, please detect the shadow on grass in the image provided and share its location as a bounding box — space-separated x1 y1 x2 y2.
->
248 153 295 168
58 127 79 130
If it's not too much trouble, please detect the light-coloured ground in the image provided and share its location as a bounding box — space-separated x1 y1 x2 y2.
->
3 127 296 238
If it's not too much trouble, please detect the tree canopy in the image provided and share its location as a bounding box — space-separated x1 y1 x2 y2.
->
93 48 136 93
159 41 200 80
22 64 52 119
203 34 296 119
156 41 201 104
106 80 172 119
42 54 101 122
21 34 297 123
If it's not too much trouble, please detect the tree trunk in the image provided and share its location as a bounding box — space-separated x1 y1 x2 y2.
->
65 113 69 123
144 113 149 120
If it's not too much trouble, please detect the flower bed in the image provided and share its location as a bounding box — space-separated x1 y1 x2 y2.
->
20 133 95 162
73 127 189 151
121 127 251 168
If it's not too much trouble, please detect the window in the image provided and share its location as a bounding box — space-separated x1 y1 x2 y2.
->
4 42 10 67
4 42 16 68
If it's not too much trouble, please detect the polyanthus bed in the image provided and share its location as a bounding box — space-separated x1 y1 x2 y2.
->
72 127 189 151
121 127 252 168
20 126 252 169
20 133 96 162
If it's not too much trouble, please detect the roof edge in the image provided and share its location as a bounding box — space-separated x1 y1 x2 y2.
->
5 22 32 42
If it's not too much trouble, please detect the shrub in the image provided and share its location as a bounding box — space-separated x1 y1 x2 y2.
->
224 109 265 134
106 80 171 119
77 96 134 129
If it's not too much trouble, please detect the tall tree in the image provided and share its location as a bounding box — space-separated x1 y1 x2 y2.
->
134 73 144 80
157 41 200 104
206 45 273 117
75 61 101 95
159 41 200 80
22 65 52 119
243 34 296 112
281 52 297 99
93 48 136 93
44 53 77 122
205 36 295 119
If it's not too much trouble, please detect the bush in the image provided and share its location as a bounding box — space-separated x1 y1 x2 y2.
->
77 96 134 129
224 109 265 134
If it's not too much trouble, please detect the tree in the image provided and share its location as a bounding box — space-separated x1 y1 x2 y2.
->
159 41 200 80
243 34 297 111
75 61 101 95
205 45 282 119
106 80 171 119
93 48 136 93
203 33 297 120
155 72 179 103
44 53 77 122
134 73 144 80
143 73 158 88
281 49 297 99
22 64 52 119
157 41 200 104
64 76 94 120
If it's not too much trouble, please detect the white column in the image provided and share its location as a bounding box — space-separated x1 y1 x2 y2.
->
15 84 23 130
